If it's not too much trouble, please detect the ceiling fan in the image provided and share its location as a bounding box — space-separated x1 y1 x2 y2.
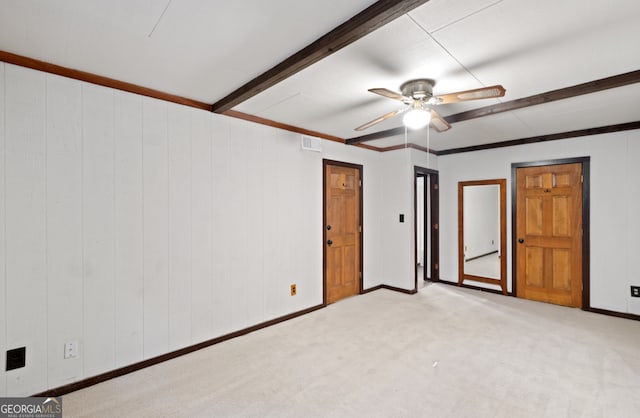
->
355 78 506 132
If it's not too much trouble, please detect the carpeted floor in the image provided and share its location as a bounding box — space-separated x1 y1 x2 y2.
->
63 284 640 417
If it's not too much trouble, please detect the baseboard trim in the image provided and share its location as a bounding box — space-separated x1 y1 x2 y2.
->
437 280 639 322
586 307 640 322
381 284 418 294
362 284 417 295
361 285 383 294
436 279 511 296
33 303 325 397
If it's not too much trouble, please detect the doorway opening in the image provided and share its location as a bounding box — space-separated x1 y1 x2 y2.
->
414 166 439 291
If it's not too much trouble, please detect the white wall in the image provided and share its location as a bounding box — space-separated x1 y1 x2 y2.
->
627 138 640 315
0 64 398 395
379 150 413 289
0 60 6 397
438 130 640 316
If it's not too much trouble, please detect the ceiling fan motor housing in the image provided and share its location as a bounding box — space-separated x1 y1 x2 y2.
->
400 78 435 100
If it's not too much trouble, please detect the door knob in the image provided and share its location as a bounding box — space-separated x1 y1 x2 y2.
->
326 225 332 230
327 239 333 246
518 238 524 244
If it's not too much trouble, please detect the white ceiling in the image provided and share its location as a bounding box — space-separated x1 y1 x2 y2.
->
1 0 639 151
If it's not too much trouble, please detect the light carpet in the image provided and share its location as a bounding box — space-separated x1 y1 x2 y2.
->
63 284 640 417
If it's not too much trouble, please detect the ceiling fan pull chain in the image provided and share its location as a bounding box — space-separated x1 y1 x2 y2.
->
427 125 430 168
404 124 408 148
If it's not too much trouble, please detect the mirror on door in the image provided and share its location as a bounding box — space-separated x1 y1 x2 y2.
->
458 179 507 294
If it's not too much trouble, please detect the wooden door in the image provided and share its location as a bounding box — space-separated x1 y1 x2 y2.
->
324 162 361 304
516 163 582 307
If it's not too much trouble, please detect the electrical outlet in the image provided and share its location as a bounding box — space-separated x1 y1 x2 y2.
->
290 284 297 296
631 286 640 298
64 341 79 359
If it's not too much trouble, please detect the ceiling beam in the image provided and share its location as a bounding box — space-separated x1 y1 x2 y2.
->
436 121 640 156
346 126 406 144
345 69 640 145
446 69 640 124
352 120 640 154
211 0 430 113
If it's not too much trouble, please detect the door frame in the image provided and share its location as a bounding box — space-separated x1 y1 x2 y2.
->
414 166 440 291
323 159 364 305
511 157 590 309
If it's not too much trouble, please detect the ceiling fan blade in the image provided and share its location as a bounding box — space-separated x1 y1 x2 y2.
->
435 85 506 104
355 108 406 131
430 108 451 132
368 88 407 101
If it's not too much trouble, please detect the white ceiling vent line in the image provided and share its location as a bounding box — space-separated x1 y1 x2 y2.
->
301 135 322 152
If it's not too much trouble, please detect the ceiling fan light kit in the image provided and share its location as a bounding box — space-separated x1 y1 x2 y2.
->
356 78 505 133
403 102 431 130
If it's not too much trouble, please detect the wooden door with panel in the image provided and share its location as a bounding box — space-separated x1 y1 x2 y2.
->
325 163 361 304
516 163 582 307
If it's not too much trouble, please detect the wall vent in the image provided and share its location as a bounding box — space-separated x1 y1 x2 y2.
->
301 135 322 152
6 347 26 371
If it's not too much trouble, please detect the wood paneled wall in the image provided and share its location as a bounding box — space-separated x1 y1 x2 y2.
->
0 63 330 395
